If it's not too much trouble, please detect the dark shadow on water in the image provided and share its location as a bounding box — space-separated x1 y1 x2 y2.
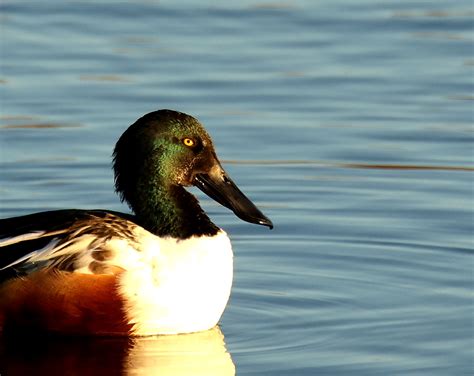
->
0 334 129 375
0 123 82 129
224 159 474 171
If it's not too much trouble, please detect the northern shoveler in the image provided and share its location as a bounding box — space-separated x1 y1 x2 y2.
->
0 110 272 336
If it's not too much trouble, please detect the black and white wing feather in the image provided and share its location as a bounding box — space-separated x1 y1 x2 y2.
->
0 209 139 281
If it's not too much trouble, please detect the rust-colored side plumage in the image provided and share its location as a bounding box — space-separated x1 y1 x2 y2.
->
0 270 132 336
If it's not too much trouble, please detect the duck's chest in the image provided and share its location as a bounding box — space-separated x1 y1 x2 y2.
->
117 231 234 335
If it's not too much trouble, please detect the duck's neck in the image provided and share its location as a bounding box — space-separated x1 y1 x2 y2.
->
129 183 220 239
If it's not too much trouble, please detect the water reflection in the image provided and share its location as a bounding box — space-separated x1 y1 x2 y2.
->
0 326 235 375
125 327 235 375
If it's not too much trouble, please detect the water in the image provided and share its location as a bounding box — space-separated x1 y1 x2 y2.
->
0 1 472 375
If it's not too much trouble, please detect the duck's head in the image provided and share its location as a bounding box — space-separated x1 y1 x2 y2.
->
113 110 273 230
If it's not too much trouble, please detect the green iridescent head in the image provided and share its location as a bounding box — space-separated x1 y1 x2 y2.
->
114 110 214 199
113 109 273 234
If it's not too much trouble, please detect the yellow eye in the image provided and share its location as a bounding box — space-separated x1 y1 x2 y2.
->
183 138 195 147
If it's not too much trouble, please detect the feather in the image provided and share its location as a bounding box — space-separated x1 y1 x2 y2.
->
0 209 139 281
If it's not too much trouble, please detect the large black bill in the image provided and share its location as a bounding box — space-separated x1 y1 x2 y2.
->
193 170 273 229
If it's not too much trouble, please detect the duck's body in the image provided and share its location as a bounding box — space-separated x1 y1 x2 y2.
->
0 110 272 336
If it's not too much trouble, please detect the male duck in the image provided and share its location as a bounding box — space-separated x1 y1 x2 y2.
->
0 110 272 336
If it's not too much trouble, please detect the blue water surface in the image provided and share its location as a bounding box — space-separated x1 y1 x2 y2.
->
0 1 472 375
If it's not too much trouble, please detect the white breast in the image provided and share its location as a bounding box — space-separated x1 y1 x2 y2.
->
116 230 233 335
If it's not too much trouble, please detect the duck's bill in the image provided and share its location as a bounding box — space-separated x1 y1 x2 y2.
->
193 168 273 229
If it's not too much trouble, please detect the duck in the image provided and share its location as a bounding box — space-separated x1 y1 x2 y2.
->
0 109 272 336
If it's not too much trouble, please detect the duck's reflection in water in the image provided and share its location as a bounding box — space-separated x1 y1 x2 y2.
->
125 326 235 375
0 326 235 375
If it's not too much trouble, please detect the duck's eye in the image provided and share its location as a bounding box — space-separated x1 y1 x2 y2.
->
183 138 195 147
